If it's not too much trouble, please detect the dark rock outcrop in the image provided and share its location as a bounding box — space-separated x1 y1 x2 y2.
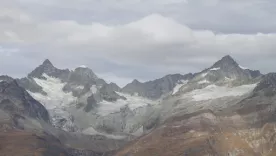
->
0 80 50 122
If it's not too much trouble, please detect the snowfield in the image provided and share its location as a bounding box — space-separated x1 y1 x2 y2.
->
210 67 220 71
185 84 257 101
201 73 208 77
82 127 127 139
198 79 210 84
27 74 78 131
97 92 158 116
29 74 77 109
172 80 188 95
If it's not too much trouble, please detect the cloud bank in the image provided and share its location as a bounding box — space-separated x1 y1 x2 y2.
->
1 0 276 86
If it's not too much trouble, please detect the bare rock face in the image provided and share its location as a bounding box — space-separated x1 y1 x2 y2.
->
28 59 71 81
122 73 194 99
253 73 276 96
0 80 50 122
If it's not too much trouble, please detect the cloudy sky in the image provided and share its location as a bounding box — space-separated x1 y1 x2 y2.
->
1 0 276 86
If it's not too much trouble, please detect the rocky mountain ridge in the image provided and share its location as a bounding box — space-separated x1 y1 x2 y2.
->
2 55 276 156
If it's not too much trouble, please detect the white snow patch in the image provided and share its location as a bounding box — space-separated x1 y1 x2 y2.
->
79 65 87 68
201 73 208 77
75 85 84 90
239 65 248 70
97 92 157 116
225 76 235 81
185 84 257 101
82 127 127 139
172 80 188 95
29 74 77 109
90 85 97 94
0 80 2 82
198 79 210 84
209 67 220 71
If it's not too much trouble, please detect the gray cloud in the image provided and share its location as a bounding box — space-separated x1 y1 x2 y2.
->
1 0 276 86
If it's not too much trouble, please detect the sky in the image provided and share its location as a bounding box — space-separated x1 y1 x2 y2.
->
1 0 276 87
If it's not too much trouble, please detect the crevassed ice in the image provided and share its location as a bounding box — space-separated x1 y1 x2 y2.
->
28 74 78 130
29 74 77 109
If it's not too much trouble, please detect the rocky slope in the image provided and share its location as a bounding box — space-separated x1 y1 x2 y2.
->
115 72 276 156
122 73 194 99
0 79 128 156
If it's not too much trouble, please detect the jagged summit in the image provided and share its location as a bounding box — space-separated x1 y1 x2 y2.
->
211 55 239 69
197 55 262 83
131 79 141 84
67 66 98 85
28 59 70 80
42 59 53 67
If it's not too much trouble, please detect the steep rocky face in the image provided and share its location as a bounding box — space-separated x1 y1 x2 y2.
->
122 73 193 99
253 73 276 95
67 67 98 85
177 55 262 94
28 59 70 81
0 80 50 122
97 84 126 102
231 73 276 126
16 77 47 95
201 55 262 84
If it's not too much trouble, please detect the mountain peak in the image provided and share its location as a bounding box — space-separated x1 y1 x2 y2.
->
42 59 53 67
132 79 141 84
28 59 70 79
211 55 238 69
222 55 234 61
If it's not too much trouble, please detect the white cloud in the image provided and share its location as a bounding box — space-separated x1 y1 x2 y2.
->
1 0 276 85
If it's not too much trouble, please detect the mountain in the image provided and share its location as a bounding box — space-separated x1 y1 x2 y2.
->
204 55 261 81
115 56 276 156
174 55 262 95
0 79 72 155
122 73 194 99
15 59 155 136
0 78 128 156
28 59 71 80
4 55 276 156
195 55 261 84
